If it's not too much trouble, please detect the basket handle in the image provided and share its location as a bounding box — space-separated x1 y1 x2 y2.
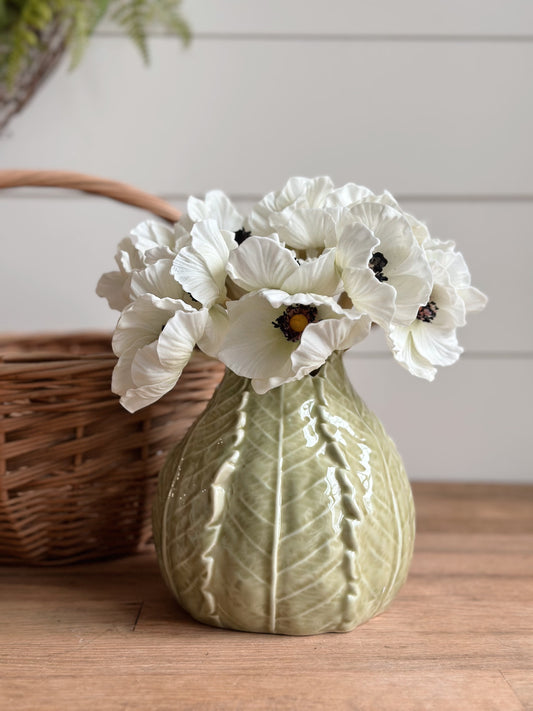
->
0 169 181 223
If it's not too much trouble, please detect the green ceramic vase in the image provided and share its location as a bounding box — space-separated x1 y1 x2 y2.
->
153 352 415 636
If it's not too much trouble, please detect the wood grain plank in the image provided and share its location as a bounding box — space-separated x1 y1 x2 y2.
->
0 671 527 711
1 487 531 700
2 40 532 196
413 483 533 533
2 625 532 675
502 671 533 711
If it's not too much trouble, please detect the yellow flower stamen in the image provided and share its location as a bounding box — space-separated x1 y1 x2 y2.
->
288 313 309 333
272 304 318 342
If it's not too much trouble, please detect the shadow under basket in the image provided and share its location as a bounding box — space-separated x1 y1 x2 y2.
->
0 333 224 565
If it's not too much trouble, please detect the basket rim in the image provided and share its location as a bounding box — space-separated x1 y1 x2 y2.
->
0 333 218 369
0 170 182 223
0 331 113 364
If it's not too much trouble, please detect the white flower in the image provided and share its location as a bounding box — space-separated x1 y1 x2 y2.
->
180 189 245 235
170 219 235 355
96 220 188 310
129 259 186 301
98 177 488 410
324 183 434 247
218 289 370 393
422 237 488 314
112 294 209 412
273 208 339 253
336 202 433 327
171 219 237 309
323 182 376 209
386 247 487 380
247 176 335 237
226 234 341 297
373 191 436 247
128 219 190 260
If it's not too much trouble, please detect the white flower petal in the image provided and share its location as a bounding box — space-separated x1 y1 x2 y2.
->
426 248 488 315
281 249 341 296
429 282 466 329
428 249 469 286
115 237 145 273
130 220 177 253
247 177 334 236
158 306 209 369
260 288 339 312
391 273 433 325
144 245 178 263
387 325 437 381
352 203 433 324
198 304 229 358
171 246 220 308
304 176 336 208
96 270 131 311
111 294 181 358
171 220 235 307
112 349 137 400
250 374 298 394
227 236 298 291
354 203 417 263
129 260 184 300
112 297 208 412
190 220 237 266
218 293 295 379
98 221 189 312
404 212 431 245
411 324 463 368
120 342 179 412
291 316 371 377
324 183 375 208
246 194 280 236
145 224 192 263
342 268 397 328
460 286 488 313
187 190 243 231
336 222 379 271
276 209 337 250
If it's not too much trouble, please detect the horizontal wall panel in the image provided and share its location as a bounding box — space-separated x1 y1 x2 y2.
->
178 0 533 37
343 355 532 483
0 198 144 333
2 39 532 196
0 197 528 354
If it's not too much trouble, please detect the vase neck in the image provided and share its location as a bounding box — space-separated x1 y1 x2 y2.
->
218 350 350 402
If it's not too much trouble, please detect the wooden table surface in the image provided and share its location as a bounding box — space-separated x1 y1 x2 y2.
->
1 483 532 711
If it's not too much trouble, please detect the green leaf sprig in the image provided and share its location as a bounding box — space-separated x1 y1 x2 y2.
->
0 0 191 91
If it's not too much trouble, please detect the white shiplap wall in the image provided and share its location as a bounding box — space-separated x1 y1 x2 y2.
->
1 1 532 482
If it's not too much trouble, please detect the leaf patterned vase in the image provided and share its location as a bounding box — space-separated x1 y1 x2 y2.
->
153 352 415 636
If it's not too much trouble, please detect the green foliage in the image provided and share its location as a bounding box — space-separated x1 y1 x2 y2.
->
0 0 190 91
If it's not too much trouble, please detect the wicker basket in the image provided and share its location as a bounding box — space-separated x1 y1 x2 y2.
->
0 171 225 564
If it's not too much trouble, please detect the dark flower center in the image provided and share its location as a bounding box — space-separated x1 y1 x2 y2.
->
234 227 252 245
369 252 388 282
417 301 439 323
272 304 318 342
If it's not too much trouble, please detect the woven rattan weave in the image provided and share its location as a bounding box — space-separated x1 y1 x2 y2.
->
0 172 224 564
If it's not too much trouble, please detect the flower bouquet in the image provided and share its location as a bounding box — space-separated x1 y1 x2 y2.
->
98 177 487 635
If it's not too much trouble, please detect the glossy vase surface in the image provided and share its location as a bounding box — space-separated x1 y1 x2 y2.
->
153 352 415 636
